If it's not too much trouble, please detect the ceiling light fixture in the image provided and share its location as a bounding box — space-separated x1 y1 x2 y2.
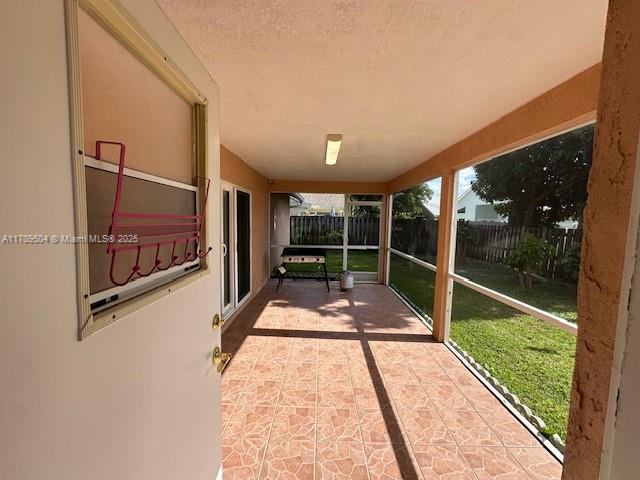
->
325 134 342 166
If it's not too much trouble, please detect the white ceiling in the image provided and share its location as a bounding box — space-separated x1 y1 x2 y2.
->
158 0 607 182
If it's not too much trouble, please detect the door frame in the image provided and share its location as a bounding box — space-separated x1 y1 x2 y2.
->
220 182 252 319
220 182 235 318
344 194 385 283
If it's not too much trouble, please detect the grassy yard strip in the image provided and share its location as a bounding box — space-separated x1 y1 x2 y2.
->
454 258 577 322
273 249 379 275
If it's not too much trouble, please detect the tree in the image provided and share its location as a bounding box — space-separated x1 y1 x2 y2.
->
472 125 594 227
392 183 434 219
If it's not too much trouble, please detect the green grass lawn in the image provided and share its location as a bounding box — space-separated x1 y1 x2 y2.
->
389 253 577 440
273 249 379 275
454 257 578 322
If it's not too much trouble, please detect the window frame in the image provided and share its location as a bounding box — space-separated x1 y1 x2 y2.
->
65 0 210 339
444 123 597 338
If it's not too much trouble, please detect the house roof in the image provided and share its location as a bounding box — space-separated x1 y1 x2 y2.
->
295 193 345 213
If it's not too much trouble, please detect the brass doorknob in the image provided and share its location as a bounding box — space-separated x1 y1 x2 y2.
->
212 314 223 330
212 346 232 373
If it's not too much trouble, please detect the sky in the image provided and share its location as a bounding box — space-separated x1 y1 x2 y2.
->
424 166 476 215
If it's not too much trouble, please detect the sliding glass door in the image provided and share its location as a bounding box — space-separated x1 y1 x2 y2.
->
236 189 251 304
221 183 251 318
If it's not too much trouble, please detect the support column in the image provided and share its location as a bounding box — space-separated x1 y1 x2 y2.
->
432 171 457 342
563 1 640 478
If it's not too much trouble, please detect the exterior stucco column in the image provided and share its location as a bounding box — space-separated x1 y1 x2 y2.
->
562 1 640 478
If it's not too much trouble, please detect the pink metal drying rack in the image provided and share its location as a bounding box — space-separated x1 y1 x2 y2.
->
97 140 212 287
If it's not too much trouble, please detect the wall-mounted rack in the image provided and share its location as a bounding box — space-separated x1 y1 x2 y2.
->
98 140 212 287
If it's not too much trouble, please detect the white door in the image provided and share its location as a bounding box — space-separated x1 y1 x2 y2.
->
0 2 224 478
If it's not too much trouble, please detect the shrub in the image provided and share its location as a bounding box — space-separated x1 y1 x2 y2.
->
559 241 581 283
507 234 550 290
456 220 473 259
320 229 343 245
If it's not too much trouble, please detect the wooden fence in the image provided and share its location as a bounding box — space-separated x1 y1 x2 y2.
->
291 216 581 280
460 222 581 280
391 218 581 281
391 218 439 260
290 216 379 246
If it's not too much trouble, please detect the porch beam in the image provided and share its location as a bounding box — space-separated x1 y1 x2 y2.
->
388 64 600 192
269 179 388 194
431 171 457 342
563 1 640 479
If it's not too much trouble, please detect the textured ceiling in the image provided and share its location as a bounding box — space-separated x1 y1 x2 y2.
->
158 0 607 182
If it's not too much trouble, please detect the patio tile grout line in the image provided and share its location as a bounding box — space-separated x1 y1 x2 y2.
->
371 348 427 480
254 337 290 480
430 351 542 479
414 356 482 479
343 334 372 480
355 318 425 480
220 344 261 437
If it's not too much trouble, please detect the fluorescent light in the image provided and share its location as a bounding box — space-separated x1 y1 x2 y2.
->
325 134 342 165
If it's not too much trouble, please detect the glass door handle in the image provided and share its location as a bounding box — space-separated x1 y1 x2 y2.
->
222 243 228 257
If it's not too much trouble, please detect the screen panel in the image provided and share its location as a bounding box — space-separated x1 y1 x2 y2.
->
85 167 197 295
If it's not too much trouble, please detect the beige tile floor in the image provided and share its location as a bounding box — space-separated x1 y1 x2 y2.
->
221 280 562 480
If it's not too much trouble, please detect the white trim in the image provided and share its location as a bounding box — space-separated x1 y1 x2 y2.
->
270 244 344 250
220 181 252 319
345 194 384 280
347 200 383 206
270 243 378 251
90 259 199 309
384 194 393 285
342 194 349 271
450 272 578 336
83 155 198 191
220 183 235 318
389 248 437 272
442 171 460 341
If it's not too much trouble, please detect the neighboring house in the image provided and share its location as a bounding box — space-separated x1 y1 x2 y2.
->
456 186 506 222
454 187 579 228
290 193 345 216
425 197 440 218
424 187 504 221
